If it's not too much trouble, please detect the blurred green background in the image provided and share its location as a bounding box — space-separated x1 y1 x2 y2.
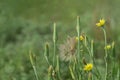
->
0 0 120 80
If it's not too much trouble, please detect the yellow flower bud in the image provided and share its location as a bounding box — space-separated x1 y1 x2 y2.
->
76 35 84 41
104 45 111 50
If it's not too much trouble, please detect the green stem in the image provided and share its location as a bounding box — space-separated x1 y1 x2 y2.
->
33 66 39 80
44 43 50 65
76 16 80 60
111 41 115 80
56 56 61 80
91 40 94 80
45 56 50 65
102 28 108 80
53 23 57 67
29 52 39 80
118 61 120 80
53 41 56 66
76 16 82 80
69 65 76 80
91 40 103 80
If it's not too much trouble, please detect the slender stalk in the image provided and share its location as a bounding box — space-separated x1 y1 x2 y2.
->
56 55 61 80
33 66 39 80
102 28 108 80
88 72 92 80
111 42 115 80
48 65 53 80
91 40 94 80
29 52 39 80
118 61 120 80
76 16 82 80
117 68 120 80
69 65 76 80
91 40 93 61
44 42 50 65
45 56 50 65
53 23 57 67
76 16 80 59
91 40 102 80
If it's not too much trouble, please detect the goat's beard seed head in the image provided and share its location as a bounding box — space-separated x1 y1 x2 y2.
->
59 36 77 62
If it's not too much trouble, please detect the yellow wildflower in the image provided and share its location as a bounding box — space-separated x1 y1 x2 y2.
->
96 19 105 27
96 23 101 27
84 63 93 71
76 35 84 41
104 45 111 50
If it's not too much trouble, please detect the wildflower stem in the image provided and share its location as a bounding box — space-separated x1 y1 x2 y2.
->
91 40 102 80
33 66 39 80
91 40 94 80
117 68 120 80
48 65 53 80
91 40 94 63
76 16 81 66
76 16 80 58
53 23 57 67
76 16 82 80
69 65 76 80
45 56 50 65
102 28 108 80
117 61 120 80
29 52 39 80
111 42 116 80
56 55 61 80
44 42 50 65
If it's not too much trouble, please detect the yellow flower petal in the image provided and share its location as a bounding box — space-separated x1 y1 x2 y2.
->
96 19 105 27
84 63 93 71
100 19 105 26
96 23 101 27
